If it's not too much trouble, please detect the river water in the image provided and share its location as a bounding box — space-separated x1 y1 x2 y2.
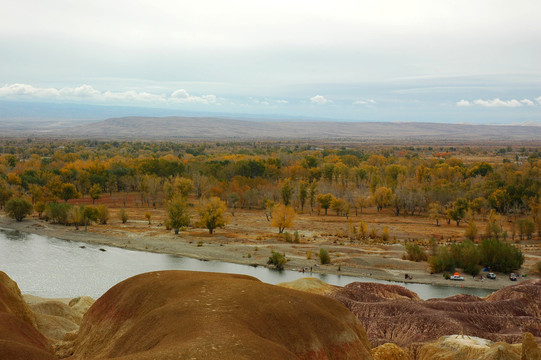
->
0 227 493 300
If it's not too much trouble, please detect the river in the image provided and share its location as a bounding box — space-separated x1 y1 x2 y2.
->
0 227 493 300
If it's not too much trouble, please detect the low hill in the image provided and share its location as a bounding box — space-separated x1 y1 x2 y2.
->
64 270 374 360
25 116 541 141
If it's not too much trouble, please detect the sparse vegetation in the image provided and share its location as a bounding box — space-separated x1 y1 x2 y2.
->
267 251 286 270
319 248 331 264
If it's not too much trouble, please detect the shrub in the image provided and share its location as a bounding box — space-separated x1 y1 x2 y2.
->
405 243 427 262
96 205 109 225
319 248 331 264
429 238 524 275
45 202 71 224
536 261 541 275
294 230 300 243
267 251 286 270
478 238 524 273
120 208 128 224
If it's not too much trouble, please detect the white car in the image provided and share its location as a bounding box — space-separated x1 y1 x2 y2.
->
450 275 464 281
487 272 496 279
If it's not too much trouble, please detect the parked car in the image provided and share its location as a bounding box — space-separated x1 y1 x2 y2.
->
509 273 517 281
487 272 496 280
450 275 465 281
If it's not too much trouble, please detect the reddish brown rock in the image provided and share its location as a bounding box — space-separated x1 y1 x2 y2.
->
0 271 56 360
66 270 374 360
331 279 541 347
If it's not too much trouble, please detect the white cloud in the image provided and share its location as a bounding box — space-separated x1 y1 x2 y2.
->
456 99 471 107
457 97 540 108
473 98 523 108
310 95 329 105
353 99 376 105
170 89 217 104
276 99 289 104
0 83 218 105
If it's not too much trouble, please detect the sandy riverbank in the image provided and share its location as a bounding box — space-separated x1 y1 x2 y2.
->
1 215 537 292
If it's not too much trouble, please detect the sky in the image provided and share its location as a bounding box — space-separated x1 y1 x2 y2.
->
1 0 540 123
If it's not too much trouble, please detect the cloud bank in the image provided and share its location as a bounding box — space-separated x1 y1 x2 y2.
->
0 83 218 105
457 97 540 108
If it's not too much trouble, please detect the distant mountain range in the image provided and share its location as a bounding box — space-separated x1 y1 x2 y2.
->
3 115 539 142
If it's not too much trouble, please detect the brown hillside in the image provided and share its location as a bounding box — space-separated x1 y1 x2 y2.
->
0 271 56 360
331 279 541 347
65 270 374 360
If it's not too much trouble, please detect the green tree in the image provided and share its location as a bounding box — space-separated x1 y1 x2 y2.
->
82 206 99 231
167 196 191 234
316 193 334 215
5 197 33 222
60 183 81 203
319 248 331 264
267 251 286 270
198 196 227 234
448 198 468 227
281 180 293 206
298 181 308 212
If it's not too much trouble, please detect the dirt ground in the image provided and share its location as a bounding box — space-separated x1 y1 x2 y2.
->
1 197 540 292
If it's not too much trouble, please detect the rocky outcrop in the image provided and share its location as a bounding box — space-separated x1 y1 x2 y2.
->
331 279 541 347
0 271 56 360
64 270 374 360
372 343 412 360
277 277 339 295
417 335 522 360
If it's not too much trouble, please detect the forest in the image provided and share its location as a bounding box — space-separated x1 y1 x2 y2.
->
1 138 540 275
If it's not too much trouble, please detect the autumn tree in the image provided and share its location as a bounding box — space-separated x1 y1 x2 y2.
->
309 181 318 212
96 205 109 225
271 204 296 234
374 186 393 212
173 177 194 198
316 193 334 215
198 196 227 234
0 179 13 208
298 181 308 212
89 184 101 204
5 197 33 222
167 196 191 234
68 206 83 230
428 202 442 226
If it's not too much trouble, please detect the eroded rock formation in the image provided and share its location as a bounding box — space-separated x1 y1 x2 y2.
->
330 279 541 348
63 270 374 360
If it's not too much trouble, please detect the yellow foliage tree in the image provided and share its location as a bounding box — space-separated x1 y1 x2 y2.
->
198 196 228 234
271 204 296 234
